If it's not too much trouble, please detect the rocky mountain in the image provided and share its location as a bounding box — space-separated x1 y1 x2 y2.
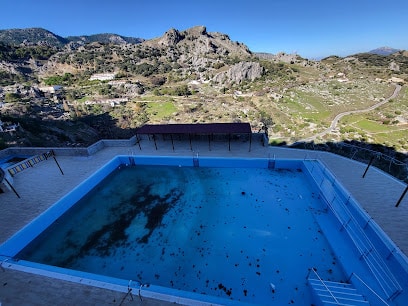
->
0 28 68 47
369 47 400 56
0 28 144 48
348 51 408 74
0 26 407 158
66 33 144 45
0 25 264 91
31 25 257 85
145 25 251 57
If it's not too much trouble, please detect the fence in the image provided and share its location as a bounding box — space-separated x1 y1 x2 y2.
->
7 151 53 176
292 142 408 183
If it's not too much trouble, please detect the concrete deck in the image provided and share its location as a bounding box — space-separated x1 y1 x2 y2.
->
1 137 407 305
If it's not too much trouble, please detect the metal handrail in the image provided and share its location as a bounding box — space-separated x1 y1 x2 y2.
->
350 273 389 306
338 142 406 166
302 143 408 182
298 141 407 166
309 268 340 304
320 185 401 299
344 223 399 298
330 197 401 298
304 160 402 300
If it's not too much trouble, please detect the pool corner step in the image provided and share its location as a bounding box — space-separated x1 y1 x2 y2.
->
308 278 370 306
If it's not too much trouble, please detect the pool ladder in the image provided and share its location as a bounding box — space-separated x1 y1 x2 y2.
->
308 269 370 306
193 152 199 167
268 154 276 169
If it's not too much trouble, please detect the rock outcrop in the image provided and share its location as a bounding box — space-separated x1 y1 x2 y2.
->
158 28 184 46
147 25 251 57
212 62 264 84
389 61 400 71
256 52 302 63
183 25 207 37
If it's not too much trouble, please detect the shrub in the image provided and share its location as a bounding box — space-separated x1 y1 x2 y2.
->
44 73 74 86
0 137 7 149
151 76 166 86
174 85 191 96
4 92 21 103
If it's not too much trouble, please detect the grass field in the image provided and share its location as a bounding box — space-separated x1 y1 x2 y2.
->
340 113 408 151
146 101 177 121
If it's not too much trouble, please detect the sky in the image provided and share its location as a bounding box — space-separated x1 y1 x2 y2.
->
1 0 407 59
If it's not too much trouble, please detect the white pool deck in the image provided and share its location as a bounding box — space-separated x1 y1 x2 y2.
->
0 137 407 305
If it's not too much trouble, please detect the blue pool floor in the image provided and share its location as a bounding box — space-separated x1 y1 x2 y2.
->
17 165 346 305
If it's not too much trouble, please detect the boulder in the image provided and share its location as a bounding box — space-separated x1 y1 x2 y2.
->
213 61 264 84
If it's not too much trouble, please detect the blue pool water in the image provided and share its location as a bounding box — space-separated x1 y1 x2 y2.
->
1 156 407 305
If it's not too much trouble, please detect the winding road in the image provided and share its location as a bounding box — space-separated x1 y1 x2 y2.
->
297 84 402 143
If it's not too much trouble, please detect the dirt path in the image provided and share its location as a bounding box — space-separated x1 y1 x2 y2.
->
297 84 402 143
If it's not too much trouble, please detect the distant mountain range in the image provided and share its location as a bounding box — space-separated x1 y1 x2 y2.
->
66 33 144 45
0 28 68 46
0 28 144 47
368 47 400 56
0 27 403 59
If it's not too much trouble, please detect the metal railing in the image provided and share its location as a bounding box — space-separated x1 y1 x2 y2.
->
304 160 403 301
308 268 340 304
349 272 390 306
292 141 408 183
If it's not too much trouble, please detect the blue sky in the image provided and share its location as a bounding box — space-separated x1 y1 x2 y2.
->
1 0 407 59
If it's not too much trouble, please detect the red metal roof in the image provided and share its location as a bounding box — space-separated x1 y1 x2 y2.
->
136 123 252 134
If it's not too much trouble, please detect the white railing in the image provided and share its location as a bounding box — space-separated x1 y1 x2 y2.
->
350 273 390 306
308 268 340 304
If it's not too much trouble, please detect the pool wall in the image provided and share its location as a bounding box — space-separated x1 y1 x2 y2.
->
2 257 235 306
0 156 121 255
1 155 407 305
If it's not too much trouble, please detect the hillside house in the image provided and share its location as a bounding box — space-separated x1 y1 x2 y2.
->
89 73 116 81
84 97 128 107
0 119 20 133
38 85 63 94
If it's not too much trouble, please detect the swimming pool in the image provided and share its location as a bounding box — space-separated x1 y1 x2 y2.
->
0 156 407 305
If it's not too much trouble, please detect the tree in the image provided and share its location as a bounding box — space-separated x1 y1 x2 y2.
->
259 110 274 135
151 76 166 86
99 85 112 96
44 73 74 86
174 85 191 96
0 137 6 149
